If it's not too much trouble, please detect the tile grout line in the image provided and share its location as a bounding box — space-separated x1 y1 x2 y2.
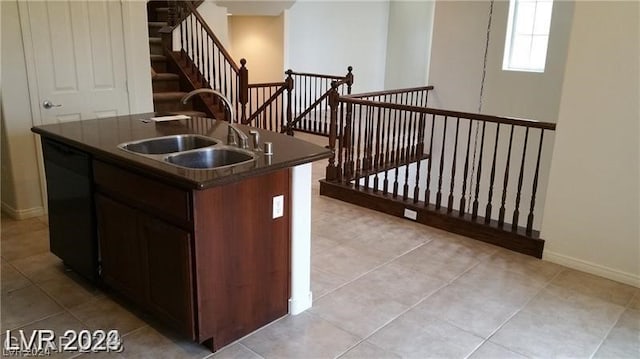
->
238 342 266 359
312 240 432 302
333 257 487 359
587 290 637 359
477 268 564 358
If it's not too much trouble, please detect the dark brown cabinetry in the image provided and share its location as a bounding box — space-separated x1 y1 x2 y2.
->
95 194 195 337
93 160 290 350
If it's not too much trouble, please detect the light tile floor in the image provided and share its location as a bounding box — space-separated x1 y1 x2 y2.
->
2 146 639 359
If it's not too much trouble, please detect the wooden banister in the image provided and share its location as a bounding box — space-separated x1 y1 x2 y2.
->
339 97 556 130
346 86 434 99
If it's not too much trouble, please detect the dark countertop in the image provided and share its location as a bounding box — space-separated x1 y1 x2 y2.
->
32 113 332 189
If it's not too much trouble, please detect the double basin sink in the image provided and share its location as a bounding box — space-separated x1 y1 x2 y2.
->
119 134 255 169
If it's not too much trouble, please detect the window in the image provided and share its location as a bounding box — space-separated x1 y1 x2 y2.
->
503 0 554 72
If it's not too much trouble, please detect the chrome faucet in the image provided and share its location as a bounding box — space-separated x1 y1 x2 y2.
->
180 88 249 149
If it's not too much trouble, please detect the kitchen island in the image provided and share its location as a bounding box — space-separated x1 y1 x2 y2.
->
31 113 331 351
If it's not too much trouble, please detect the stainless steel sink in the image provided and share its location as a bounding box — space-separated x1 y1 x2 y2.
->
120 134 218 155
164 147 255 169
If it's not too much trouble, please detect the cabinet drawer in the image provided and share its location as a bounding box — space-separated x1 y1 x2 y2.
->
93 161 190 223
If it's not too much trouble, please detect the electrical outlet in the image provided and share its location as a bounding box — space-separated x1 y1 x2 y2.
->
403 208 417 220
273 195 284 219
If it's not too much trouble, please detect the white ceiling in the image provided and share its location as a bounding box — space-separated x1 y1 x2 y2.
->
214 0 296 16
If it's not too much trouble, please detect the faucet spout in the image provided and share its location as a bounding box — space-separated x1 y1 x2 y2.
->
180 89 235 123
180 88 250 149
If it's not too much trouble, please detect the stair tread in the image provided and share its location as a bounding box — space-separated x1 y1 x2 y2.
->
148 21 168 27
152 73 180 81
149 37 162 44
153 92 188 101
150 54 166 61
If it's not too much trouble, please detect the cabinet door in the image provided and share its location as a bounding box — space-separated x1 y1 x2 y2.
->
140 214 195 339
95 195 146 304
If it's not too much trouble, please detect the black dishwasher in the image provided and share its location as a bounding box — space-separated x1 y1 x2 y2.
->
42 138 98 283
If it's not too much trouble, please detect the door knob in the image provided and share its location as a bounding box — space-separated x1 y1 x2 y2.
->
42 100 62 109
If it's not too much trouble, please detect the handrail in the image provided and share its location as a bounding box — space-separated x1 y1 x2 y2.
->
339 97 556 130
286 71 347 80
346 85 435 99
248 81 287 88
183 1 240 73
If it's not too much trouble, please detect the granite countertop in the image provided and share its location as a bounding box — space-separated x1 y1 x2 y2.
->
31 113 332 189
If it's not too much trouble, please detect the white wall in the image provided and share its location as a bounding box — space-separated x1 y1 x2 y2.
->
384 0 435 89
542 1 640 287
229 15 285 83
284 0 390 93
482 0 574 124
198 1 231 50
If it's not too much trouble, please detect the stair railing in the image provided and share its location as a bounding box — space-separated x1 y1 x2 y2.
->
326 87 556 239
244 72 293 133
281 67 354 136
161 1 249 122
345 86 434 107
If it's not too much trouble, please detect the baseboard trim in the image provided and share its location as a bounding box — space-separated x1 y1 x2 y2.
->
0 202 45 220
544 250 640 288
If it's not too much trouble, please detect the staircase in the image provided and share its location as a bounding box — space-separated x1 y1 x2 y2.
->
147 1 207 117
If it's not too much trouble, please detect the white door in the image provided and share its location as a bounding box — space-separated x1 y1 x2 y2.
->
19 0 130 124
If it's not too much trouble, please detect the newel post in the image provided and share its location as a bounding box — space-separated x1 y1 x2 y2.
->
345 66 354 95
285 69 294 136
239 59 249 124
326 82 340 182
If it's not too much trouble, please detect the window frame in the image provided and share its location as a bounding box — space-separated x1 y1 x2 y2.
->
502 0 554 73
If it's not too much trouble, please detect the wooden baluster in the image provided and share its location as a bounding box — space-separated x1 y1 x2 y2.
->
392 104 401 197
472 121 486 219
485 123 501 223
198 23 203 83
326 83 339 181
204 36 210 87
261 86 266 128
459 119 474 216
238 59 248 123
316 78 320 134
383 106 392 195
189 15 195 73
373 106 382 192
302 76 307 132
179 9 184 57
285 70 293 134
336 101 345 181
498 125 515 227
402 110 411 200
424 114 436 204
198 21 203 77
407 111 417 200
447 117 460 212
526 129 545 234
512 127 530 231
355 103 364 189
436 116 448 209
344 102 354 182
367 107 376 189
413 113 426 203
216 48 221 92
187 15 193 72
